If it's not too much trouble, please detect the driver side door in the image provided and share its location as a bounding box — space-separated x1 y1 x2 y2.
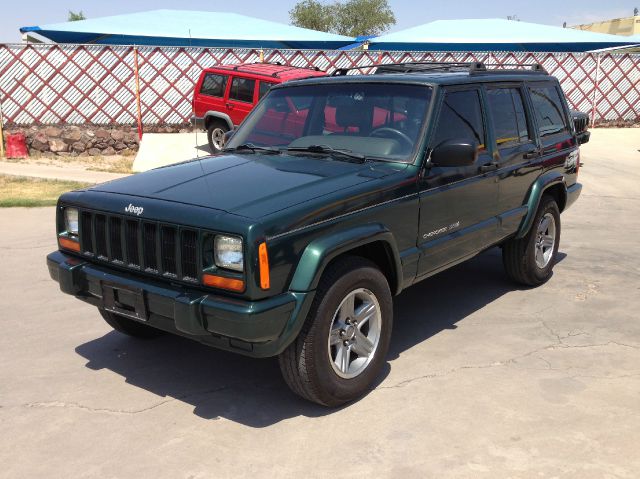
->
416 86 501 278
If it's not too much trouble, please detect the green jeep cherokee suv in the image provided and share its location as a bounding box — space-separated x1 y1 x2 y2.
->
48 62 585 406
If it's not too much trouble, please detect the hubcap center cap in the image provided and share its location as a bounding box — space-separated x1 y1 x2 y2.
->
344 324 356 340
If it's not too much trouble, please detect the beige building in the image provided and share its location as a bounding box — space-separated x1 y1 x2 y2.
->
572 14 640 36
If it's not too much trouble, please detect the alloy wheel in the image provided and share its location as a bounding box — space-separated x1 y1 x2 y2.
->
535 212 556 269
327 288 382 379
211 128 225 150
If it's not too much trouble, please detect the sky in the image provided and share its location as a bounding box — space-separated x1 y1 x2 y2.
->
0 0 636 43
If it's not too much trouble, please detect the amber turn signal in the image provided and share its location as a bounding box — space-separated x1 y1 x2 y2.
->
58 236 80 252
202 273 245 292
258 242 270 290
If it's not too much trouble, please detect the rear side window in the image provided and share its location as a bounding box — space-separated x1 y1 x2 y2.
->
433 90 485 149
486 88 531 147
259 82 275 100
529 86 569 137
229 77 256 103
200 73 227 97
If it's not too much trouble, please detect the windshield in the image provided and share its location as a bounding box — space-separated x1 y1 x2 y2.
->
226 83 433 162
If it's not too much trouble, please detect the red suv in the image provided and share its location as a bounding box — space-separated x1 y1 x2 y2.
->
191 62 326 152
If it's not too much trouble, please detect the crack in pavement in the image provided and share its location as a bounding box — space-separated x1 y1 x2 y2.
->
377 323 640 390
18 386 228 415
541 321 639 351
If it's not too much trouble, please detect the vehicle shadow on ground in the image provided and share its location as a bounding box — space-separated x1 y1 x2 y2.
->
75 247 565 427
194 143 213 155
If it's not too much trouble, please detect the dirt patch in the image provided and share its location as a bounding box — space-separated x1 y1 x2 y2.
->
0 175 91 207
4 154 134 174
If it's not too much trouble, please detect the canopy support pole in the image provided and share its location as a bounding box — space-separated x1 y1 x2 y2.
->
0 97 4 159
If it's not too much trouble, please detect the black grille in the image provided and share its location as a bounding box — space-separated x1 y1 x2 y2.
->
143 223 157 271
77 210 199 283
161 226 177 276
109 217 123 262
95 215 108 258
126 220 140 267
181 230 198 280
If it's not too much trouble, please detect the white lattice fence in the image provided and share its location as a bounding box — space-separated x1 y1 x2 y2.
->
0 44 137 124
0 43 639 125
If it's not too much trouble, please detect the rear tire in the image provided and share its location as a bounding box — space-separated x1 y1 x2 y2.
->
99 309 163 339
206 120 229 154
502 195 561 286
278 256 393 407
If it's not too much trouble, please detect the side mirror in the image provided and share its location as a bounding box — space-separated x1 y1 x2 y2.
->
430 139 478 167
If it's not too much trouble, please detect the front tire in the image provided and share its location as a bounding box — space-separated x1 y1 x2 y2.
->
206 120 229 154
99 309 163 339
502 195 561 286
278 256 393 407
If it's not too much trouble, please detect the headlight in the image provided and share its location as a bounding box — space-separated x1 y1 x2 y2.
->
214 235 243 271
64 208 79 236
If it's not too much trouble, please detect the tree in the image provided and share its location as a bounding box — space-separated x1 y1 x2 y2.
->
289 0 335 33
68 10 86 22
290 0 395 37
333 0 395 36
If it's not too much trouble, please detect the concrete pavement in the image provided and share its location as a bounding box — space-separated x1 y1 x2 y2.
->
133 132 210 172
1 128 639 478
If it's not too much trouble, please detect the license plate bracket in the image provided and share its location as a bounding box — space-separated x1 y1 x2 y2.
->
101 282 148 322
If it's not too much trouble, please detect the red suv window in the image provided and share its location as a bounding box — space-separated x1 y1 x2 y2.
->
200 73 227 97
259 81 275 100
229 77 255 103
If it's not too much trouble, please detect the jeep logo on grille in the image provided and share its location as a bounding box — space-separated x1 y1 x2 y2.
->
124 204 144 216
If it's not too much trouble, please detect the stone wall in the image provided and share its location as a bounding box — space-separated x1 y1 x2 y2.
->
1 124 191 157
2 125 141 157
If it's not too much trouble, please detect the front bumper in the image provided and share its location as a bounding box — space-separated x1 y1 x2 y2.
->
47 251 314 358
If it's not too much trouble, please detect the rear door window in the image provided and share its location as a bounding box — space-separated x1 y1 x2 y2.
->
486 87 531 147
229 77 256 103
200 73 228 97
432 89 486 150
529 85 569 137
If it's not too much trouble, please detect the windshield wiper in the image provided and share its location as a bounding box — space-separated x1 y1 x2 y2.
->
285 145 366 163
223 143 281 154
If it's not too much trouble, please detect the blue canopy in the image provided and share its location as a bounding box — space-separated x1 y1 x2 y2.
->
20 9 354 49
369 19 640 52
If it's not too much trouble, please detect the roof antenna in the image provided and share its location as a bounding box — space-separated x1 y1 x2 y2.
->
189 28 201 160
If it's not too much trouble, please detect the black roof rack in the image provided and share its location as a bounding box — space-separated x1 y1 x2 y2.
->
330 61 548 76
473 63 548 74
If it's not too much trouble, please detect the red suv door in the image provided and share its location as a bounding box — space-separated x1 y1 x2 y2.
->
195 71 229 119
226 76 257 126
